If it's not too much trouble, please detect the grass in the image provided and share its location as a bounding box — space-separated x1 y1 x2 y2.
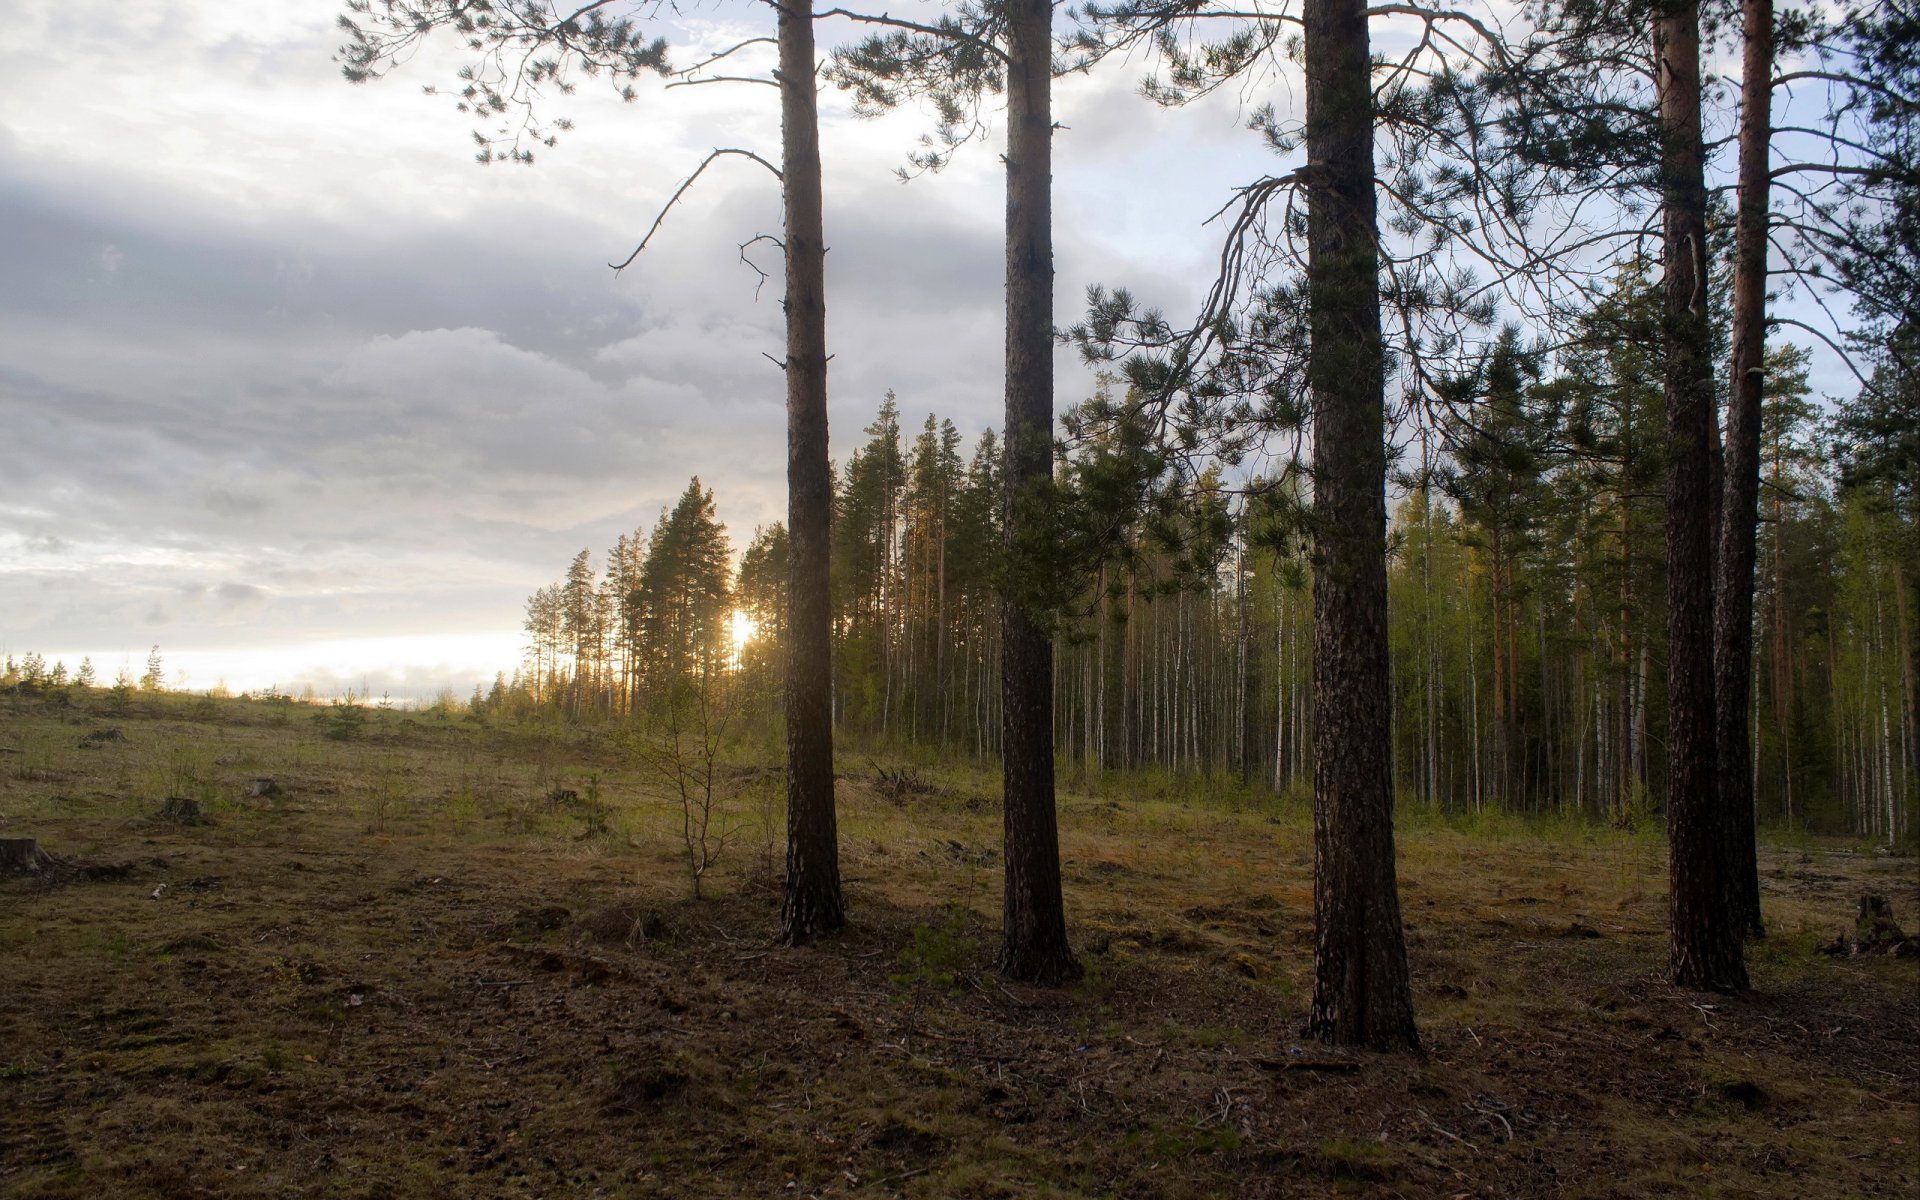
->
0 689 1915 1198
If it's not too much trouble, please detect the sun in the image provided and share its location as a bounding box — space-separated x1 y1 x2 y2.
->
729 610 757 655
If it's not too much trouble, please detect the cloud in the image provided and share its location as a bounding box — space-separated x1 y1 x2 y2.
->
216 582 266 610
0 0 1343 684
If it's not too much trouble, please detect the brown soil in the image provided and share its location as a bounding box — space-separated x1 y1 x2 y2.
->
0 694 1915 1198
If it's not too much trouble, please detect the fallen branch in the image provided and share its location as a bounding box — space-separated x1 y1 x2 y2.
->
1253 1056 1362 1073
1416 1108 1479 1152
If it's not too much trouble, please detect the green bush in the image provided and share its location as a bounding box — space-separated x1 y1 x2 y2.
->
890 907 976 991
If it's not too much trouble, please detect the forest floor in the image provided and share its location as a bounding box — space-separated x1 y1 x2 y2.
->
1 692 1916 1200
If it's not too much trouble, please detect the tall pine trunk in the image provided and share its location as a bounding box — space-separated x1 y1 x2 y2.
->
1657 1 1746 992
1303 0 1418 1050
778 0 846 945
1714 0 1772 940
998 0 1079 985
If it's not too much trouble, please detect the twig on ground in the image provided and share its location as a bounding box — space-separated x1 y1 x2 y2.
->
1254 1057 1362 1073
1471 1104 1514 1142
1416 1109 1479 1152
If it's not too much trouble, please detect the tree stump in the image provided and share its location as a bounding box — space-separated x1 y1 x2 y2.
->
159 797 206 825
0 838 54 874
1855 894 1911 953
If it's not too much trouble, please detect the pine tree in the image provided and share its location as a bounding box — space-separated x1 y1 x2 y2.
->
1656 0 1747 993
562 549 600 719
777 0 846 943
636 479 734 700
904 415 966 738
1300 0 1418 1050
834 395 907 735
951 430 1006 757
1438 329 1556 809
738 524 791 681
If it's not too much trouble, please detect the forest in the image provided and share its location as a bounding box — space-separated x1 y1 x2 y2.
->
3 0 1917 1195
510 321 1914 843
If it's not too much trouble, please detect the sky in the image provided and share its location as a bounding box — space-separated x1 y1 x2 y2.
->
0 1 1867 700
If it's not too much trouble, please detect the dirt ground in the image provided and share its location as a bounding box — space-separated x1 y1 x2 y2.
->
2 693 1916 1198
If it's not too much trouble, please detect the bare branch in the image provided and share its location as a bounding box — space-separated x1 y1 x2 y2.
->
611 148 784 272
738 232 785 299
682 36 778 73
1766 317 1870 388
1768 162 1894 182
667 74 781 89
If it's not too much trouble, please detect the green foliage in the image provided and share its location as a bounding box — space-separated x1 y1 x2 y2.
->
337 0 670 165
493 348 1910 841
578 773 609 837
619 479 735 710
890 907 975 992
149 745 219 808
320 697 368 742
140 645 165 693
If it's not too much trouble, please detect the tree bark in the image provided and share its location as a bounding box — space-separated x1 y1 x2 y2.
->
998 0 1079 985
778 0 846 945
1714 0 1772 941
1657 2 1747 992
1303 0 1418 1050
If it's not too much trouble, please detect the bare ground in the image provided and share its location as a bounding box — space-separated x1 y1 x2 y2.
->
1 694 1915 1198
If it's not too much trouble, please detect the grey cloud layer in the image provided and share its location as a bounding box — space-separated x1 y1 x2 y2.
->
0 1 1257 689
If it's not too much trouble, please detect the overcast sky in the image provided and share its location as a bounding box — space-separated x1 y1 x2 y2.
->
0 1 1863 699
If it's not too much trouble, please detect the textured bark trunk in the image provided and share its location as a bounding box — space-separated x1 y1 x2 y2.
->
778 0 846 945
1303 0 1418 1050
1657 3 1747 991
1895 570 1917 808
998 0 1079 985
1238 549 1258 787
1771 455 1792 826
1714 0 1772 940
1490 534 1510 806
1621 510 1635 820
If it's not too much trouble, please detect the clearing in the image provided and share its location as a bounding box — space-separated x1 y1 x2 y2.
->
1 693 1916 1198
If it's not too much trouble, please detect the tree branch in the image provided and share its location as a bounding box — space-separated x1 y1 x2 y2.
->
817 7 1008 62
611 147 784 272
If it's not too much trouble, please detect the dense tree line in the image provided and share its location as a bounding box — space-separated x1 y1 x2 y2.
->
505 305 1913 844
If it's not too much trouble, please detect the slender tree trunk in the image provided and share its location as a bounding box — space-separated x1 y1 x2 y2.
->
1303 0 1417 1050
778 0 845 945
1275 588 1288 792
1621 506 1635 821
1894 566 1917 811
1657 3 1746 992
1634 640 1649 792
1421 484 1440 811
1713 0 1772 940
1239 548 1259 787
1490 534 1510 806
1771 473 1792 826
998 0 1078 985
1467 563 1483 811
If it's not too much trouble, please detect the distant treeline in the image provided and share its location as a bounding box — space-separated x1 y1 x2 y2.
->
501 289 1913 842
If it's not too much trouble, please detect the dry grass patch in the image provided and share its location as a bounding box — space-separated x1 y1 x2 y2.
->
1 692 1914 1198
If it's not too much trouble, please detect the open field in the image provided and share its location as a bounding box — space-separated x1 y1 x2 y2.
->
1 692 1916 1199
